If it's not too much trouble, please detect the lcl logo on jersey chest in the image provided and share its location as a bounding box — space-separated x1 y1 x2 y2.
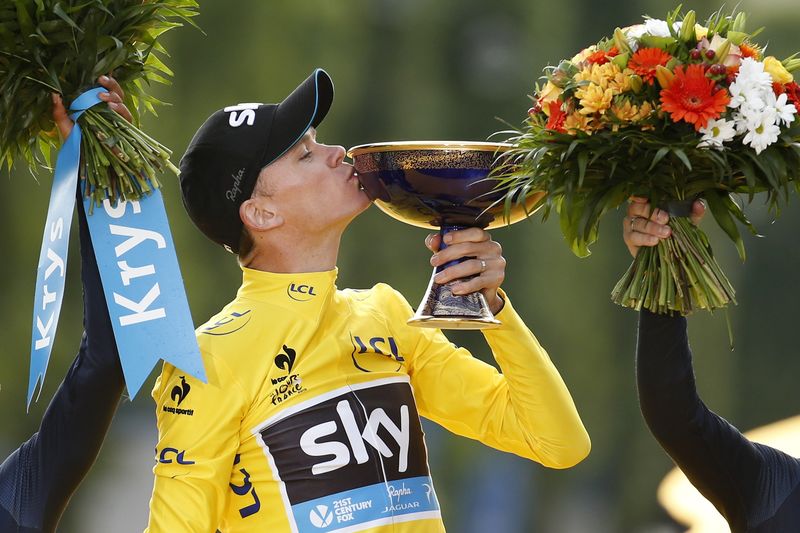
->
287 283 317 302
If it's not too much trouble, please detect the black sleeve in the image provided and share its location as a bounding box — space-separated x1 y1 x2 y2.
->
636 309 800 531
0 201 124 532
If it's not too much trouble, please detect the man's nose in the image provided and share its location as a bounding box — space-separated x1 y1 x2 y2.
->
329 145 346 166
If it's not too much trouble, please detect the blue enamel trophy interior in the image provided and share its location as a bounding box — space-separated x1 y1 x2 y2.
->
352 148 511 230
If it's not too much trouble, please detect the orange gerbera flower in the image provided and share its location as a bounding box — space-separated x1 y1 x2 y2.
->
629 47 672 84
545 100 567 132
586 46 620 65
739 42 761 60
660 64 730 130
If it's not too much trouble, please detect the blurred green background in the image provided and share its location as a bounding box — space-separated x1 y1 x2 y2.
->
2 1 800 531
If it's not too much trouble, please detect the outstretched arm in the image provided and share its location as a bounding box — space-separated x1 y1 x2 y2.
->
0 77 128 532
0 197 125 532
636 310 760 528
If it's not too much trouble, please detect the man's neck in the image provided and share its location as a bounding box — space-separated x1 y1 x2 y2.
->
240 230 342 274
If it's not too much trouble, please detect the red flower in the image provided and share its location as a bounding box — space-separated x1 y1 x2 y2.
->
586 46 620 65
629 48 672 84
785 82 800 112
660 64 730 130
545 100 567 132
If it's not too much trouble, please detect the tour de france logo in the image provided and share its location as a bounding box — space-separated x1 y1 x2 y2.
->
271 345 306 405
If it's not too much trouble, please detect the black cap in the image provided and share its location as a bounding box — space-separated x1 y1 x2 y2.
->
179 68 334 253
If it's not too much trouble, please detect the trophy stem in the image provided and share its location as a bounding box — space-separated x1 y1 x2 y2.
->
407 226 501 330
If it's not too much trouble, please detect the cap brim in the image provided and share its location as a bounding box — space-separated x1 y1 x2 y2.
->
265 68 334 166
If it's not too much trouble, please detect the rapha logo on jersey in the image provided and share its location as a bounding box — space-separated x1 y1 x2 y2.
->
225 168 246 202
257 379 440 532
224 103 261 128
202 309 252 336
382 482 420 513
271 345 306 405
350 334 405 372
287 283 317 302
162 375 194 416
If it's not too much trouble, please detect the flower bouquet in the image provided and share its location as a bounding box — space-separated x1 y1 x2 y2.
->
0 0 198 205
494 7 800 314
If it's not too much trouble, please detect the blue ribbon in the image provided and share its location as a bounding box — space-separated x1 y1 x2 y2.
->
82 190 206 399
28 88 206 407
28 87 105 407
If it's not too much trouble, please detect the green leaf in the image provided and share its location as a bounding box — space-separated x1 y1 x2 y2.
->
52 2 84 33
577 150 588 188
705 191 746 260
648 146 670 172
672 148 692 171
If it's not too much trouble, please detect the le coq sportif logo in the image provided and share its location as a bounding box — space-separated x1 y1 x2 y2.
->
275 345 297 374
170 376 190 406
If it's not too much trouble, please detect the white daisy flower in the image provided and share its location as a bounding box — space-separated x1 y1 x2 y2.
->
742 112 781 154
771 92 797 126
699 118 737 148
735 58 773 91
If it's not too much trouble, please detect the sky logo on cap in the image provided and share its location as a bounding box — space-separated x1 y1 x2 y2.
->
224 103 261 127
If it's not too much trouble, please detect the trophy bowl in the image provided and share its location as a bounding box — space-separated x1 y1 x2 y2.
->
348 141 543 330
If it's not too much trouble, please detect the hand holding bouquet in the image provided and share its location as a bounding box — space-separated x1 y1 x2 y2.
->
495 7 800 314
0 0 198 205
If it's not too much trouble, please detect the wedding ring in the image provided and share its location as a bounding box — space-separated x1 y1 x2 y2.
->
629 216 639 232
479 259 487 273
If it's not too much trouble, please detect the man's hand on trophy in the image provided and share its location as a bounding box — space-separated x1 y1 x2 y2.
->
52 75 133 140
623 196 706 258
426 228 506 314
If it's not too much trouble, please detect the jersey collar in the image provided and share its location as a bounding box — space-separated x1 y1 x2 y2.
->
237 266 338 309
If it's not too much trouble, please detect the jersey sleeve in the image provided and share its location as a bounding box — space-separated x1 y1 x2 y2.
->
145 350 247 533
382 286 590 469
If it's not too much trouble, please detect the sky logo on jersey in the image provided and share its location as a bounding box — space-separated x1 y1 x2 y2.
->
287 283 317 302
255 377 440 532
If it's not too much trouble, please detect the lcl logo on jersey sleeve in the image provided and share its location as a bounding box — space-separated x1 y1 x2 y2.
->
255 377 440 532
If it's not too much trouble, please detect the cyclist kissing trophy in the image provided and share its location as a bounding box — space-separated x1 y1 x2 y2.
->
348 141 542 330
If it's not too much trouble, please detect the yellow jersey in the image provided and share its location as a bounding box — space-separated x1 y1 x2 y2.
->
146 267 589 532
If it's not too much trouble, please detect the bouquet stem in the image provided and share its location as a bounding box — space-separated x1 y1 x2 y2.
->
611 216 736 314
78 107 174 209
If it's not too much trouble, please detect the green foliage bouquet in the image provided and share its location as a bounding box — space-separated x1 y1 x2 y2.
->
495 7 800 315
0 0 198 205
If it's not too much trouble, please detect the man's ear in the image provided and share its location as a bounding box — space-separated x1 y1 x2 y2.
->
240 196 283 232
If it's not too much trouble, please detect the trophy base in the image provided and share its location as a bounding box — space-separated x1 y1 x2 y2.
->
407 315 501 330
408 269 501 330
